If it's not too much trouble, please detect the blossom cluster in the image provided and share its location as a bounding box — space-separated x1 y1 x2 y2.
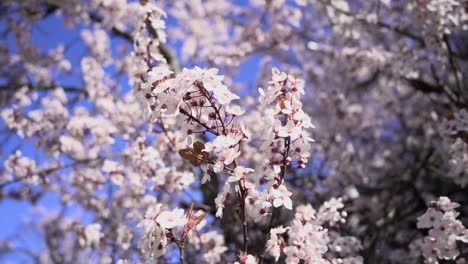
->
408 0 468 45
1 0 468 263
265 198 362 263
136 203 206 260
440 109 468 187
187 230 228 264
243 68 314 223
415 197 468 263
137 64 318 261
3 151 39 184
257 67 314 178
139 65 247 183
78 223 103 248
137 204 186 259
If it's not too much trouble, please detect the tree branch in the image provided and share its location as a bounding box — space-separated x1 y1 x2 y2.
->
43 3 180 73
0 84 87 95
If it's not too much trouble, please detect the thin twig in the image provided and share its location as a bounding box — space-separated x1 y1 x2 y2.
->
179 108 220 136
178 243 185 264
443 35 466 102
258 207 277 264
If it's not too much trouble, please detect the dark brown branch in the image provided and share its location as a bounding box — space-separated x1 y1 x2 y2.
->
89 11 179 73
179 108 220 136
0 156 107 189
258 207 277 264
88 12 133 42
44 3 180 73
443 34 465 101
258 136 290 262
177 242 185 264
403 78 443 94
0 84 87 95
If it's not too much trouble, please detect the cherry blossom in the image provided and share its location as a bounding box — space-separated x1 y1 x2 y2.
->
156 208 187 229
80 223 103 248
270 185 293 210
1 0 468 263
416 197 468 263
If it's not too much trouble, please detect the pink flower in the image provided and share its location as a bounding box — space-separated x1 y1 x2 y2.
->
270 185 293 210
437 196 460 212
417 208 444 229
228 166 254 182
156 208 187 229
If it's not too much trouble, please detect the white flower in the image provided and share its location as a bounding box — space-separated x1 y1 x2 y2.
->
239 121 253 138
102 159 124 186
196 231 228 263
144 204 163 220
215 182 230 218
437 196 460 212
147 66 172 85
270 185 293 210
266 226 289 261
204 134 238 152
158 93 181 116
295 204 316 222
276 120 302 140
137 203 168 259
83 223 103 247
417 208 444 229
235 254 257 264
228 166 254 182
226 104 245 116
156 208 187 229
4 151 38 183
272 67 287 83
218 148 241 165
